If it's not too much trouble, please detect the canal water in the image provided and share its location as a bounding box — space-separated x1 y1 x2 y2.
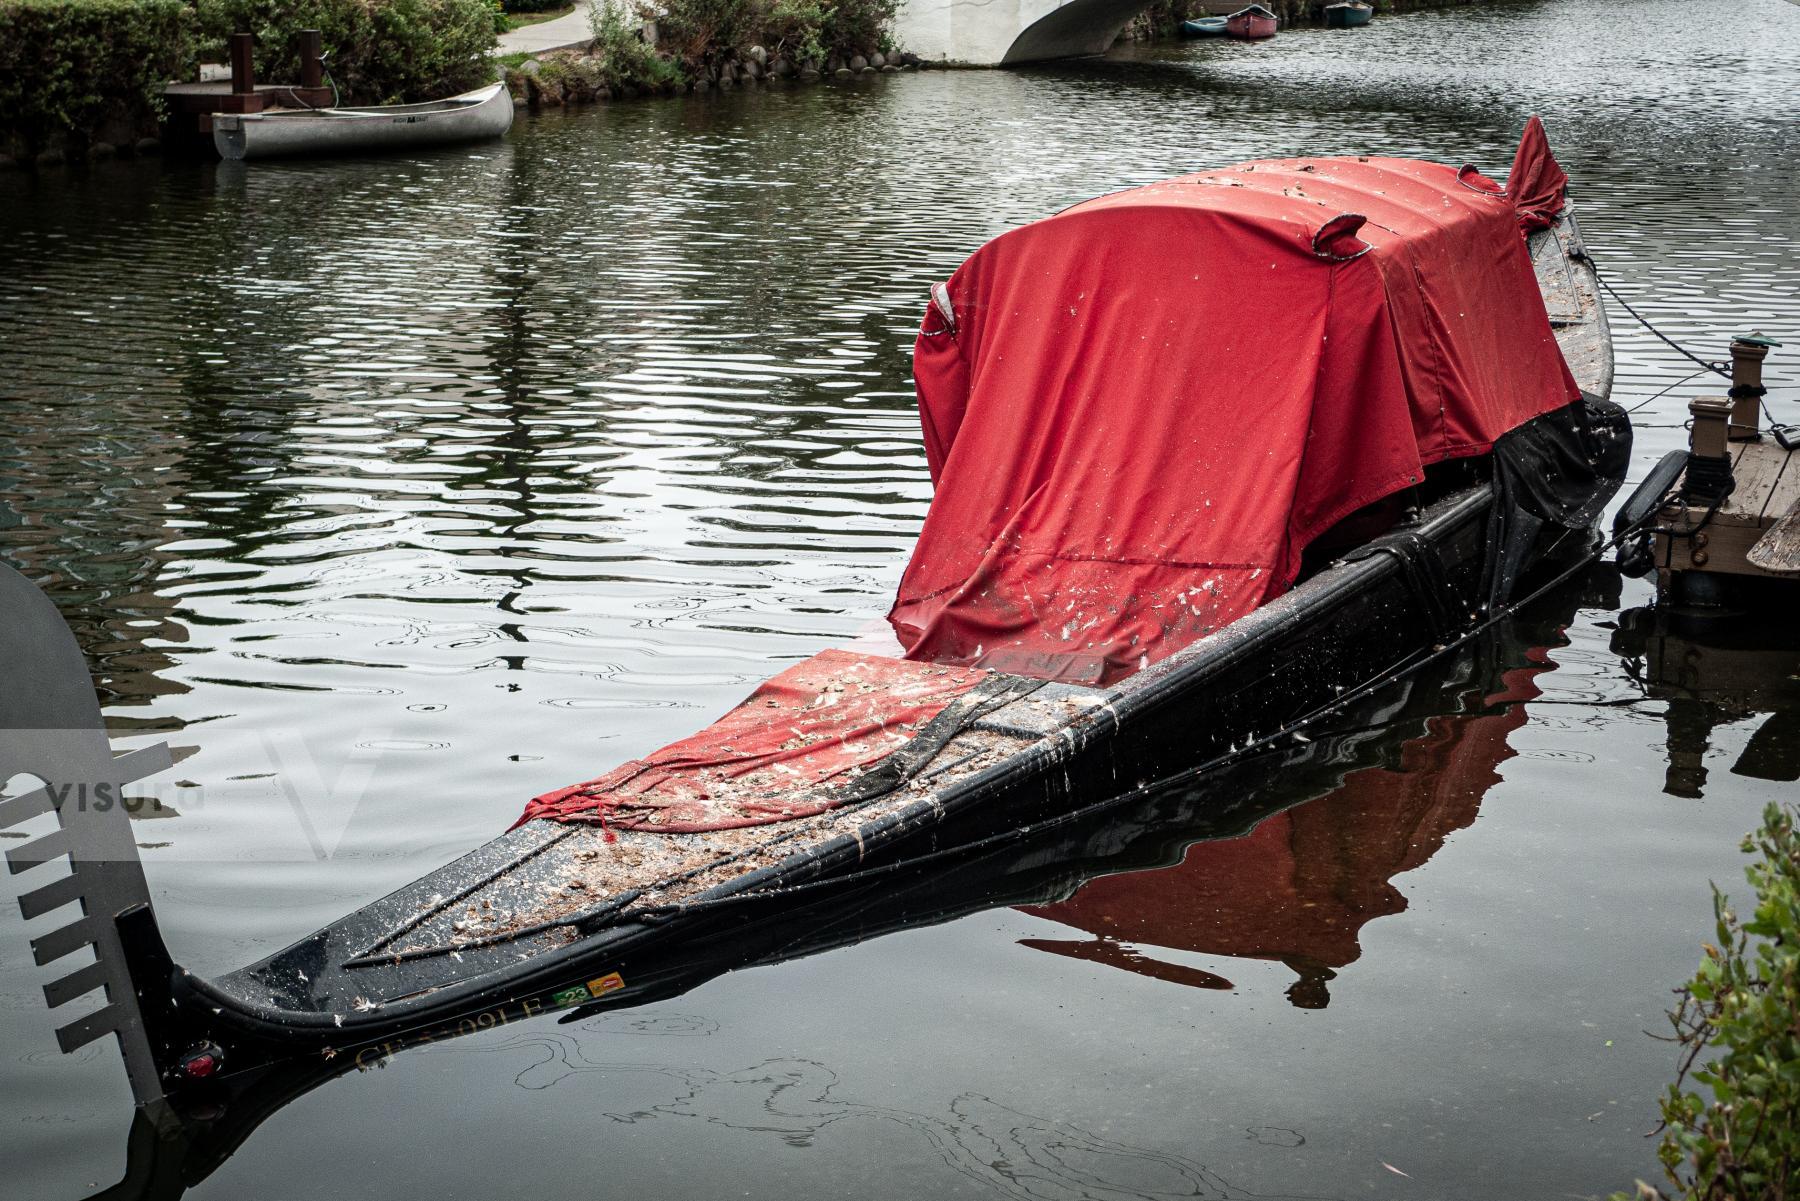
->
3 0 1798 1196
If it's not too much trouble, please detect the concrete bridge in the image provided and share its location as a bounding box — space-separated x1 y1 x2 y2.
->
897 0 1165 65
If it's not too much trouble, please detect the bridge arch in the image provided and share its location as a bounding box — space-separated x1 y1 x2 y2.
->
1002 0 1162 63
897 0 1165 66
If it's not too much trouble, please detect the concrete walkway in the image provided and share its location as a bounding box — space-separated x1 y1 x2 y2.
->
496 2 596 55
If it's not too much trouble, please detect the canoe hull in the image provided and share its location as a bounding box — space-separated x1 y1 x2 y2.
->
1326 3 1374 27
1226 7 1279 38
213 83 514 161
1181 17 1229 37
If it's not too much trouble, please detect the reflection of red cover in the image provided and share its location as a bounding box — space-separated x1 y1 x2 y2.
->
1018 656 1548 1000
893 131 1578 685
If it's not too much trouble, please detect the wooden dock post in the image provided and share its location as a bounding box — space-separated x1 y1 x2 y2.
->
229 32 255 96
299 30 323 91
1682 394 1734 506
217 32 267 115
1728 334 1772 442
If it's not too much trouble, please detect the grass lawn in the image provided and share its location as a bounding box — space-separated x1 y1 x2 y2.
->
506 4 577 29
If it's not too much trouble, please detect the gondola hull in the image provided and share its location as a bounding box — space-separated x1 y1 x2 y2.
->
2 151 1621 1110
77 581 1614 1198
132 197 1622 1067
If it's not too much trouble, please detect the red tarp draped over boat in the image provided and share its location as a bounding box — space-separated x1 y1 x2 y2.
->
524 128 1578 834
516 650 989 833
1506 116 1570 233
891 132 1579 685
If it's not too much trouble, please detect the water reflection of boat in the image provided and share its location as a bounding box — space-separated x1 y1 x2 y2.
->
1611 605 1800 798
1 122 1623 1117
55 577 1605 1200
1018 653 1544 1007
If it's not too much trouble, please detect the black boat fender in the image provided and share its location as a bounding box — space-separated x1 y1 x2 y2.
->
1613 449 1687 577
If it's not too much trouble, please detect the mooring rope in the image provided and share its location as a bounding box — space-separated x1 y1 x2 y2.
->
1590 261 1787 428
1589 262 1731 380
1622 366 1712 416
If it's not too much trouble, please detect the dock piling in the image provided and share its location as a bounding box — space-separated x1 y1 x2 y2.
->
1683 395 1735 504
229 32 255 97
1728 333 1773 442
299 30 323 91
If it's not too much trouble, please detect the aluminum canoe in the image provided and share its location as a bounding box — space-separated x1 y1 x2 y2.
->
213 83 514 162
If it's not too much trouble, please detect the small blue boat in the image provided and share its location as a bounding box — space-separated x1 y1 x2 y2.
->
1180 16 1229 37
1325 1 1374 27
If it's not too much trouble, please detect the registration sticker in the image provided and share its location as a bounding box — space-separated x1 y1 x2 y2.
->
550 972 627 1009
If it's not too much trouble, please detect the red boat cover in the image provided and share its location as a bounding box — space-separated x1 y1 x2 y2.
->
517 650 988 833
1506 116 1570 233
891 132 1579 685
524 129 1577 834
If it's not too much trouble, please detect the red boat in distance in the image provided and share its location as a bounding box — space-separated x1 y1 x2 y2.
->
1226 4 1278 38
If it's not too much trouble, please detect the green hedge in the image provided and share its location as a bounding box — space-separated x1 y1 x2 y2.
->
0 0 196 159
195 0 498 105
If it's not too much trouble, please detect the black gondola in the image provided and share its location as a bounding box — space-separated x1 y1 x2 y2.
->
39 573 1615 1199
2 122 1626 1118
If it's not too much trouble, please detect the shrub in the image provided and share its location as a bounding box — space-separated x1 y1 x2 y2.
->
762 0 830 66
1623 803 1800 1201
195 0 498 105
814 0 895 59
649 0 897 68
649 0 748 63
0 0 197 158
587 0 683 88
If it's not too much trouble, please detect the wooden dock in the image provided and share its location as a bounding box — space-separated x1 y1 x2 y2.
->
164 31 332 150
1651 335 1800 589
